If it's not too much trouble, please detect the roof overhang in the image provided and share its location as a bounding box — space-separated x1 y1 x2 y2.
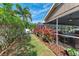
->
45 10 79 26
44 4 79 26
44 3 62 21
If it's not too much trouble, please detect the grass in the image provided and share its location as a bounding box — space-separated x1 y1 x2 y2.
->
30 34 55 56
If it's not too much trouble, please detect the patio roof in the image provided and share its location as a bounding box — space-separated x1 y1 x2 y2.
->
45 10 79 26
44 4 79 26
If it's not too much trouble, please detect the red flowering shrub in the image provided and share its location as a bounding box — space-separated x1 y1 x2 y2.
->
34 25 56 43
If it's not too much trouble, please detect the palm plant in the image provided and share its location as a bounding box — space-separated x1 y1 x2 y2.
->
15 4 32 22
15 4 32 28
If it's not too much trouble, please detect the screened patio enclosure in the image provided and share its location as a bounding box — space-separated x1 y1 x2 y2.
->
45 10 79 50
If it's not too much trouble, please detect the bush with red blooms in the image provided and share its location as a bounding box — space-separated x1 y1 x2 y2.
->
33 25 70 56
33 25 56 43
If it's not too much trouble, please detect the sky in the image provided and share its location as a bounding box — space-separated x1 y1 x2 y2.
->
13 3 53 23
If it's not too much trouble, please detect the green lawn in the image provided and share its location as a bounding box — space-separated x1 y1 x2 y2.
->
30 34 55 56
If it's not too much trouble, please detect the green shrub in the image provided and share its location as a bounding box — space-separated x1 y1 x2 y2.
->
66 48 79 56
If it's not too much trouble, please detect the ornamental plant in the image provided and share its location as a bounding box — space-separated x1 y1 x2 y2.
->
34 24 56 43
66 48 79 56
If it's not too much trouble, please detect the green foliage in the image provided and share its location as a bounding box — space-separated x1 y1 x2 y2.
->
0 5 25 31
16 3 32 21
0 3 37 56
29 23 36 30
15 34 37 56
66 48 79 56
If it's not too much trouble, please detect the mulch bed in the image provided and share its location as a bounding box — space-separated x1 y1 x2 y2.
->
36 35 69 56
43 42 68 56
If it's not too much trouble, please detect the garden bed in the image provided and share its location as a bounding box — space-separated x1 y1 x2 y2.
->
35 34 68 56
